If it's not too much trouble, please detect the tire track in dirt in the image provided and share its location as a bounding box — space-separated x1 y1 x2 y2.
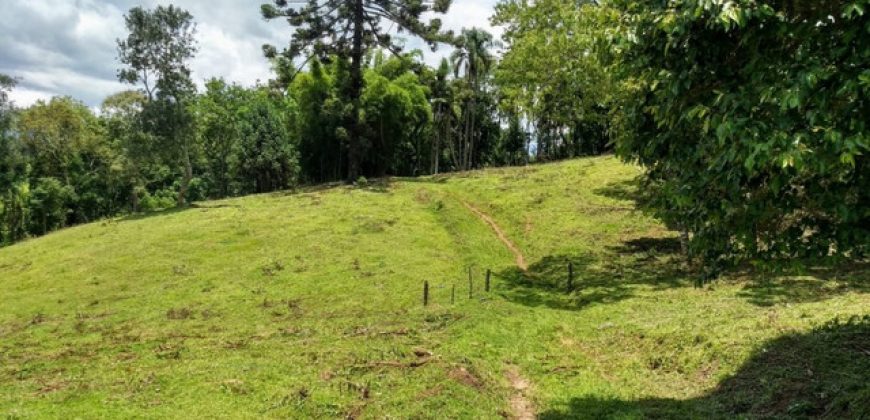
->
460 200 528 271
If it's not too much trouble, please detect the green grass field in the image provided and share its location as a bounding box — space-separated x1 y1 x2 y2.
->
1 156 867 419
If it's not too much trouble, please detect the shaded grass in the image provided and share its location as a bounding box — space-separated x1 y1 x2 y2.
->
0 156 867 418
538 315 870 419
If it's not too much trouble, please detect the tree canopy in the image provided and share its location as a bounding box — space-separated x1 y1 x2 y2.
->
610 0 869 276
261 0 453 180
117 5 198 207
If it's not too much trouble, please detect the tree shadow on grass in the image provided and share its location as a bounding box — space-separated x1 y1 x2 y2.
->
117 206 190 223
115 179 399 225
281 178 395 194
495 241 690 311
611 237 682 254
355 177 394 193
733 262 870 307
496 236 868 311
268 181 344 196
538 316 870 419
592 178 641 202
116 201 248 223
396 174 450 184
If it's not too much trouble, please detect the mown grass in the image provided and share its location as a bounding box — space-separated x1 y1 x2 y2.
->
1 156 867 418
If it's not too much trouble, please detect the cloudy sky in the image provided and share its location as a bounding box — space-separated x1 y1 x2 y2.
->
1 0 501 108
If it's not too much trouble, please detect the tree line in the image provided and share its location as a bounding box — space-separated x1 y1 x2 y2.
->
2 0 867 278
0 2 605 246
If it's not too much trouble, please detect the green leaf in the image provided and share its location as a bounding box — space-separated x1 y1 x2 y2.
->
843 2 865 18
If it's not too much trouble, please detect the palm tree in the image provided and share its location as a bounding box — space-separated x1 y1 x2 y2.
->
450 28 495 171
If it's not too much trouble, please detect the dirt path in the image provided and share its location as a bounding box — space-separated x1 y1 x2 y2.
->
460 201 528 271
459 199 534 417
506 366 536 419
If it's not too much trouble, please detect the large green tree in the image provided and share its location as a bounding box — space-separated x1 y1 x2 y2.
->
101 90 151 211
362 51 433 176
0 74 20 187
237 90 301 193
261 0 453 181
117 5 198 207
17 97 103 184
18 97 122 227
493 0 618 161
613 0 870 276
290 59 347 182
195 79 247 197
0 74 27 244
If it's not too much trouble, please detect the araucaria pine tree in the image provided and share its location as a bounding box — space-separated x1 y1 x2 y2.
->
261 0 453 181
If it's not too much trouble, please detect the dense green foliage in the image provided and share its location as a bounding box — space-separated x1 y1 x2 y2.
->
492 0 869 274
0 75 25 244
1 96 124 242
493 0 619 160
261 0 453 180
609 0 870 275
236 90 300 193
287 50 509 181
117 5 199 207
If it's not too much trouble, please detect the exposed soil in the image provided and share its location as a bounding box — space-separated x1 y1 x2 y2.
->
449 366 484 389
461 200 535 417
505 365 535 419
461 201 528 271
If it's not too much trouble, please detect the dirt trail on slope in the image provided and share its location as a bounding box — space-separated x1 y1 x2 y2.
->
460 201 528 271
506 366 536 419
458 199 534 417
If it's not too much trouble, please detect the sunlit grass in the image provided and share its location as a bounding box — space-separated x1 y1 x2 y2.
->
1 156 867 418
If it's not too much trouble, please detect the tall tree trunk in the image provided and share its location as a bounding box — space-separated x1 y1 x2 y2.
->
413 122 421 175
432 105 441 174
220 153 229 197
679 228 689 257
433 136 439 174
446 116 459 171
131 185 140 213
463 98 472 171
378 119 386 177
469 97 476 170
524 116 531 165
176 141 192 207
465 72 478 171
347 0 364 182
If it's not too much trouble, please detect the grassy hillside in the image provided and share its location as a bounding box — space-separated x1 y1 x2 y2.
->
1 156 867 419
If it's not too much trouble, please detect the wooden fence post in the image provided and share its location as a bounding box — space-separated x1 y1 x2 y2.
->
423 281 429 306
451 284 455 304
485 269 491 292
468 267 473 299
567 262 574 292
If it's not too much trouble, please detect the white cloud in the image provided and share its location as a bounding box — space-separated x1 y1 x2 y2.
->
13 67 126 97
2 0 503 107
6 87 54 107
190 23 273 88
73 5 125 45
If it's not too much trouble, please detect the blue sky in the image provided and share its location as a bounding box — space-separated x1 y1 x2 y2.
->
0 0 501 107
